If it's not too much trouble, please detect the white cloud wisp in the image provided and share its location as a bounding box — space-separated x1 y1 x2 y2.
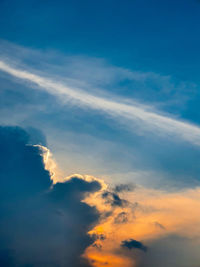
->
0 60 200 146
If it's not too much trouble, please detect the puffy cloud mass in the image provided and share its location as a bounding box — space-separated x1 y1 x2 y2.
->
0 126 102 266
2 125 200 267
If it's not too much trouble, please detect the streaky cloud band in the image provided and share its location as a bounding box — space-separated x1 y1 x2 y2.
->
0 59 200 145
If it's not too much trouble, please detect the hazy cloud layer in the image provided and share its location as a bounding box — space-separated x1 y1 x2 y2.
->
138 235 200 267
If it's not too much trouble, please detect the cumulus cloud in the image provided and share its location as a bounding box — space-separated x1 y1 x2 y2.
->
0 125 143 267
2 125 200 267
0 126 102 266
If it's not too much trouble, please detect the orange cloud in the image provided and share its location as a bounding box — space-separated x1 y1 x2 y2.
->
41 148 200 266
83 185 200 266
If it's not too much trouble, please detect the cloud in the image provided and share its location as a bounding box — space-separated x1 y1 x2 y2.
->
121 239 147 252
102 191 128 207
0 59 200 146
0 126 52 201
84 184 200 267
1 42 200 190
114 212 128 224
154 221 166 230
138 235 200 267
114 183 136 193
2 43 200 266
0 125 103 266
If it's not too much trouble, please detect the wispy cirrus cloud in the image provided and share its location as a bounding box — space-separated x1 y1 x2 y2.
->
0 59 200 146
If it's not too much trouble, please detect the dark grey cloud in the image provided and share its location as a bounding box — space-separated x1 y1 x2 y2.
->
114 212 128 224
0 126 102 267
0 126 51 202
154 221 166 230
101 183 134 208
114 183 136 193
101 191 128 207
121 239 147 252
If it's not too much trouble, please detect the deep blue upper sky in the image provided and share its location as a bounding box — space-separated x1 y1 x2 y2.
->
0 0 200 81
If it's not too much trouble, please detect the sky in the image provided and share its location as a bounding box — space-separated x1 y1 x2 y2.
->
1 0 200 266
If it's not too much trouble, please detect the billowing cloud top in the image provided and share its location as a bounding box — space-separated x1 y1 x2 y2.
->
0 126 102 267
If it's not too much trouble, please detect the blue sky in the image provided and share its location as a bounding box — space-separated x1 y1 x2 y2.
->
1 0 200 80
1 1 200 266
